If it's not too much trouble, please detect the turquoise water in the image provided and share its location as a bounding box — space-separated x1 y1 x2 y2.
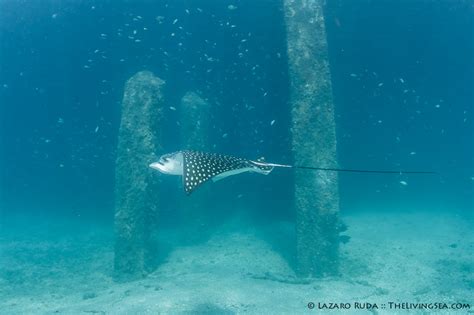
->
0 1 472 314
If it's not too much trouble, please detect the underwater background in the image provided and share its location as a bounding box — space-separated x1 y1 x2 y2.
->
0 0 472 314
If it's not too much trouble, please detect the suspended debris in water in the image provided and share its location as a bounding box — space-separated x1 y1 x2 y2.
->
399 181 408 186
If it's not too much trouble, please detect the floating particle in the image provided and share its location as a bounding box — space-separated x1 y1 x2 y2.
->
228 4 238 10
399 78 405 83
52 13 58 19
399 181 408 186
169 106 176 111
435 104 440 108
173 19 178 25
3 84 8 88
59 164 64 168
83 65 91 69
350 73 357 77
44 139 51 143
185 9 190 14
409 152 416 155
378 82 384 87
135 39 141 43
94 49 99 53
377 120 382 124
263 92 268 96
222 133 228 138
270 120 276 126
94 126 99 133
57 117 64 124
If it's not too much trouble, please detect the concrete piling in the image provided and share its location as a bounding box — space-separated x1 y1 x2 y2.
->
178 91 213 241
114 71 165 280
283 0 342 277
179 91 211 151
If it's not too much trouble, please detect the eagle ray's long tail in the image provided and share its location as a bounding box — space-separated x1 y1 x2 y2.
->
254 161 437 175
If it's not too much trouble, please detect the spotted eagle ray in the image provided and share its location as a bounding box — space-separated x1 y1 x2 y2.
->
149 150 435 194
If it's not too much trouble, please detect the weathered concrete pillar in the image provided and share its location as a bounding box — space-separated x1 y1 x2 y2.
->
178 92 212 240
114 71 165 280
179 91 211 151
284 0 341 276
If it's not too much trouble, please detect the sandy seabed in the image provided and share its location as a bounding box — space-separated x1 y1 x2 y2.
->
1 209 472 314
